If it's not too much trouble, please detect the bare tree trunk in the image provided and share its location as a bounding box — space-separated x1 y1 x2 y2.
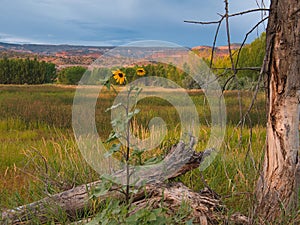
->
255 0 300 223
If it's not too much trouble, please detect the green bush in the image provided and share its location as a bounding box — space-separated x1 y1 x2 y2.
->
58 66 86 85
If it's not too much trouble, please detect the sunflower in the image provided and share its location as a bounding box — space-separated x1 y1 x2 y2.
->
112 70 126 84
136 67 146 76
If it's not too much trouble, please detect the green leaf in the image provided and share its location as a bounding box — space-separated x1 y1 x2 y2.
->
112 208 121 214
132 147 145 156
104 80 111 90
85 213 101 225
131 108 140 116
105 103 123 112
101 174 118 184
92 185 108 198
148 212 157 221
144 156 162 165
186 219 194 225
128 85 140 93
105 131 119 143
134 87 143 100
153 208 163 214
104 143 121 158
91 177 114 198
126 108 140 121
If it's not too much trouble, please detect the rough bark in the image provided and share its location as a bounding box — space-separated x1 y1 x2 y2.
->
255 0 300 223
1 140 214 224
129 182 249 225
69 183 249 225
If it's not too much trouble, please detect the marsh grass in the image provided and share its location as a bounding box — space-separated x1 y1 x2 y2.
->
0 85 273 223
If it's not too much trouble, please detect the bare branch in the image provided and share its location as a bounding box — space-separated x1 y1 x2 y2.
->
242 72 264 125
229 8 269 17
222 74 235 92
185 1 268 143
184 20 221 25
235 17 269 69
224 0 244 145
224 0 236 73
209 20 223 68
184 8 269 25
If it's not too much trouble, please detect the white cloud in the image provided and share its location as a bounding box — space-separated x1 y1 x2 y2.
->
0 33 36 44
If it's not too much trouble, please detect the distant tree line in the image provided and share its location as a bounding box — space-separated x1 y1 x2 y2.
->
57 66 87 85
0 57 56 84
62 64 192 87
97 63 192 88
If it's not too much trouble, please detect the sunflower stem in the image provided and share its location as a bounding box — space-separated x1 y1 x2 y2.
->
125 88 131 208
110 84 118 95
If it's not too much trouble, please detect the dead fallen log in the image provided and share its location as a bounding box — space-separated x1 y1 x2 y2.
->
68 182 249 225
68 182 228 225
1 139 215 224
70 183 249 225
130 182 249 225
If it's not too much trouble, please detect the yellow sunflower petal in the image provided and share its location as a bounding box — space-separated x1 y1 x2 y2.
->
136 68 146 76
112 69 126 84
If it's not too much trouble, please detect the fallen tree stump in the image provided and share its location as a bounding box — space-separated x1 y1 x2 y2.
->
68 182 249 225
131 182 225 224
1 139 248 224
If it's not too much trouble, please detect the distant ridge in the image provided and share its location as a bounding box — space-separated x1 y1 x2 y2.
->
0 42 115 55
0 41 240 56
191 43 241 57
0 41 241 67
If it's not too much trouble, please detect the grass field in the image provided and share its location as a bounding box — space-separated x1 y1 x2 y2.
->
0 84 272 223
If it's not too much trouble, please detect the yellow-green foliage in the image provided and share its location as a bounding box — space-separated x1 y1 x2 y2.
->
208 33 266 90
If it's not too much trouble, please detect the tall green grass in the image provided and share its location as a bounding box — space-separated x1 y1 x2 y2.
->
0 85 271 222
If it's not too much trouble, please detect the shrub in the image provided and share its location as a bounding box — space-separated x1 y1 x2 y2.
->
58 66 86 85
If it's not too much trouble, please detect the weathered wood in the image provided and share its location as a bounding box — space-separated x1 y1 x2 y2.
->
129 182 248 225
255 0 300 223
1 140 213 224
129 182 225 225
71 183 248 225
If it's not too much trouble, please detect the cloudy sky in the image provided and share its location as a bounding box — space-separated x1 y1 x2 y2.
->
1 0 269 47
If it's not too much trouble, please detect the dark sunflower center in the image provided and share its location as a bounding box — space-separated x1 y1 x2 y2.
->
118 73 123 78
138 70 143 73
